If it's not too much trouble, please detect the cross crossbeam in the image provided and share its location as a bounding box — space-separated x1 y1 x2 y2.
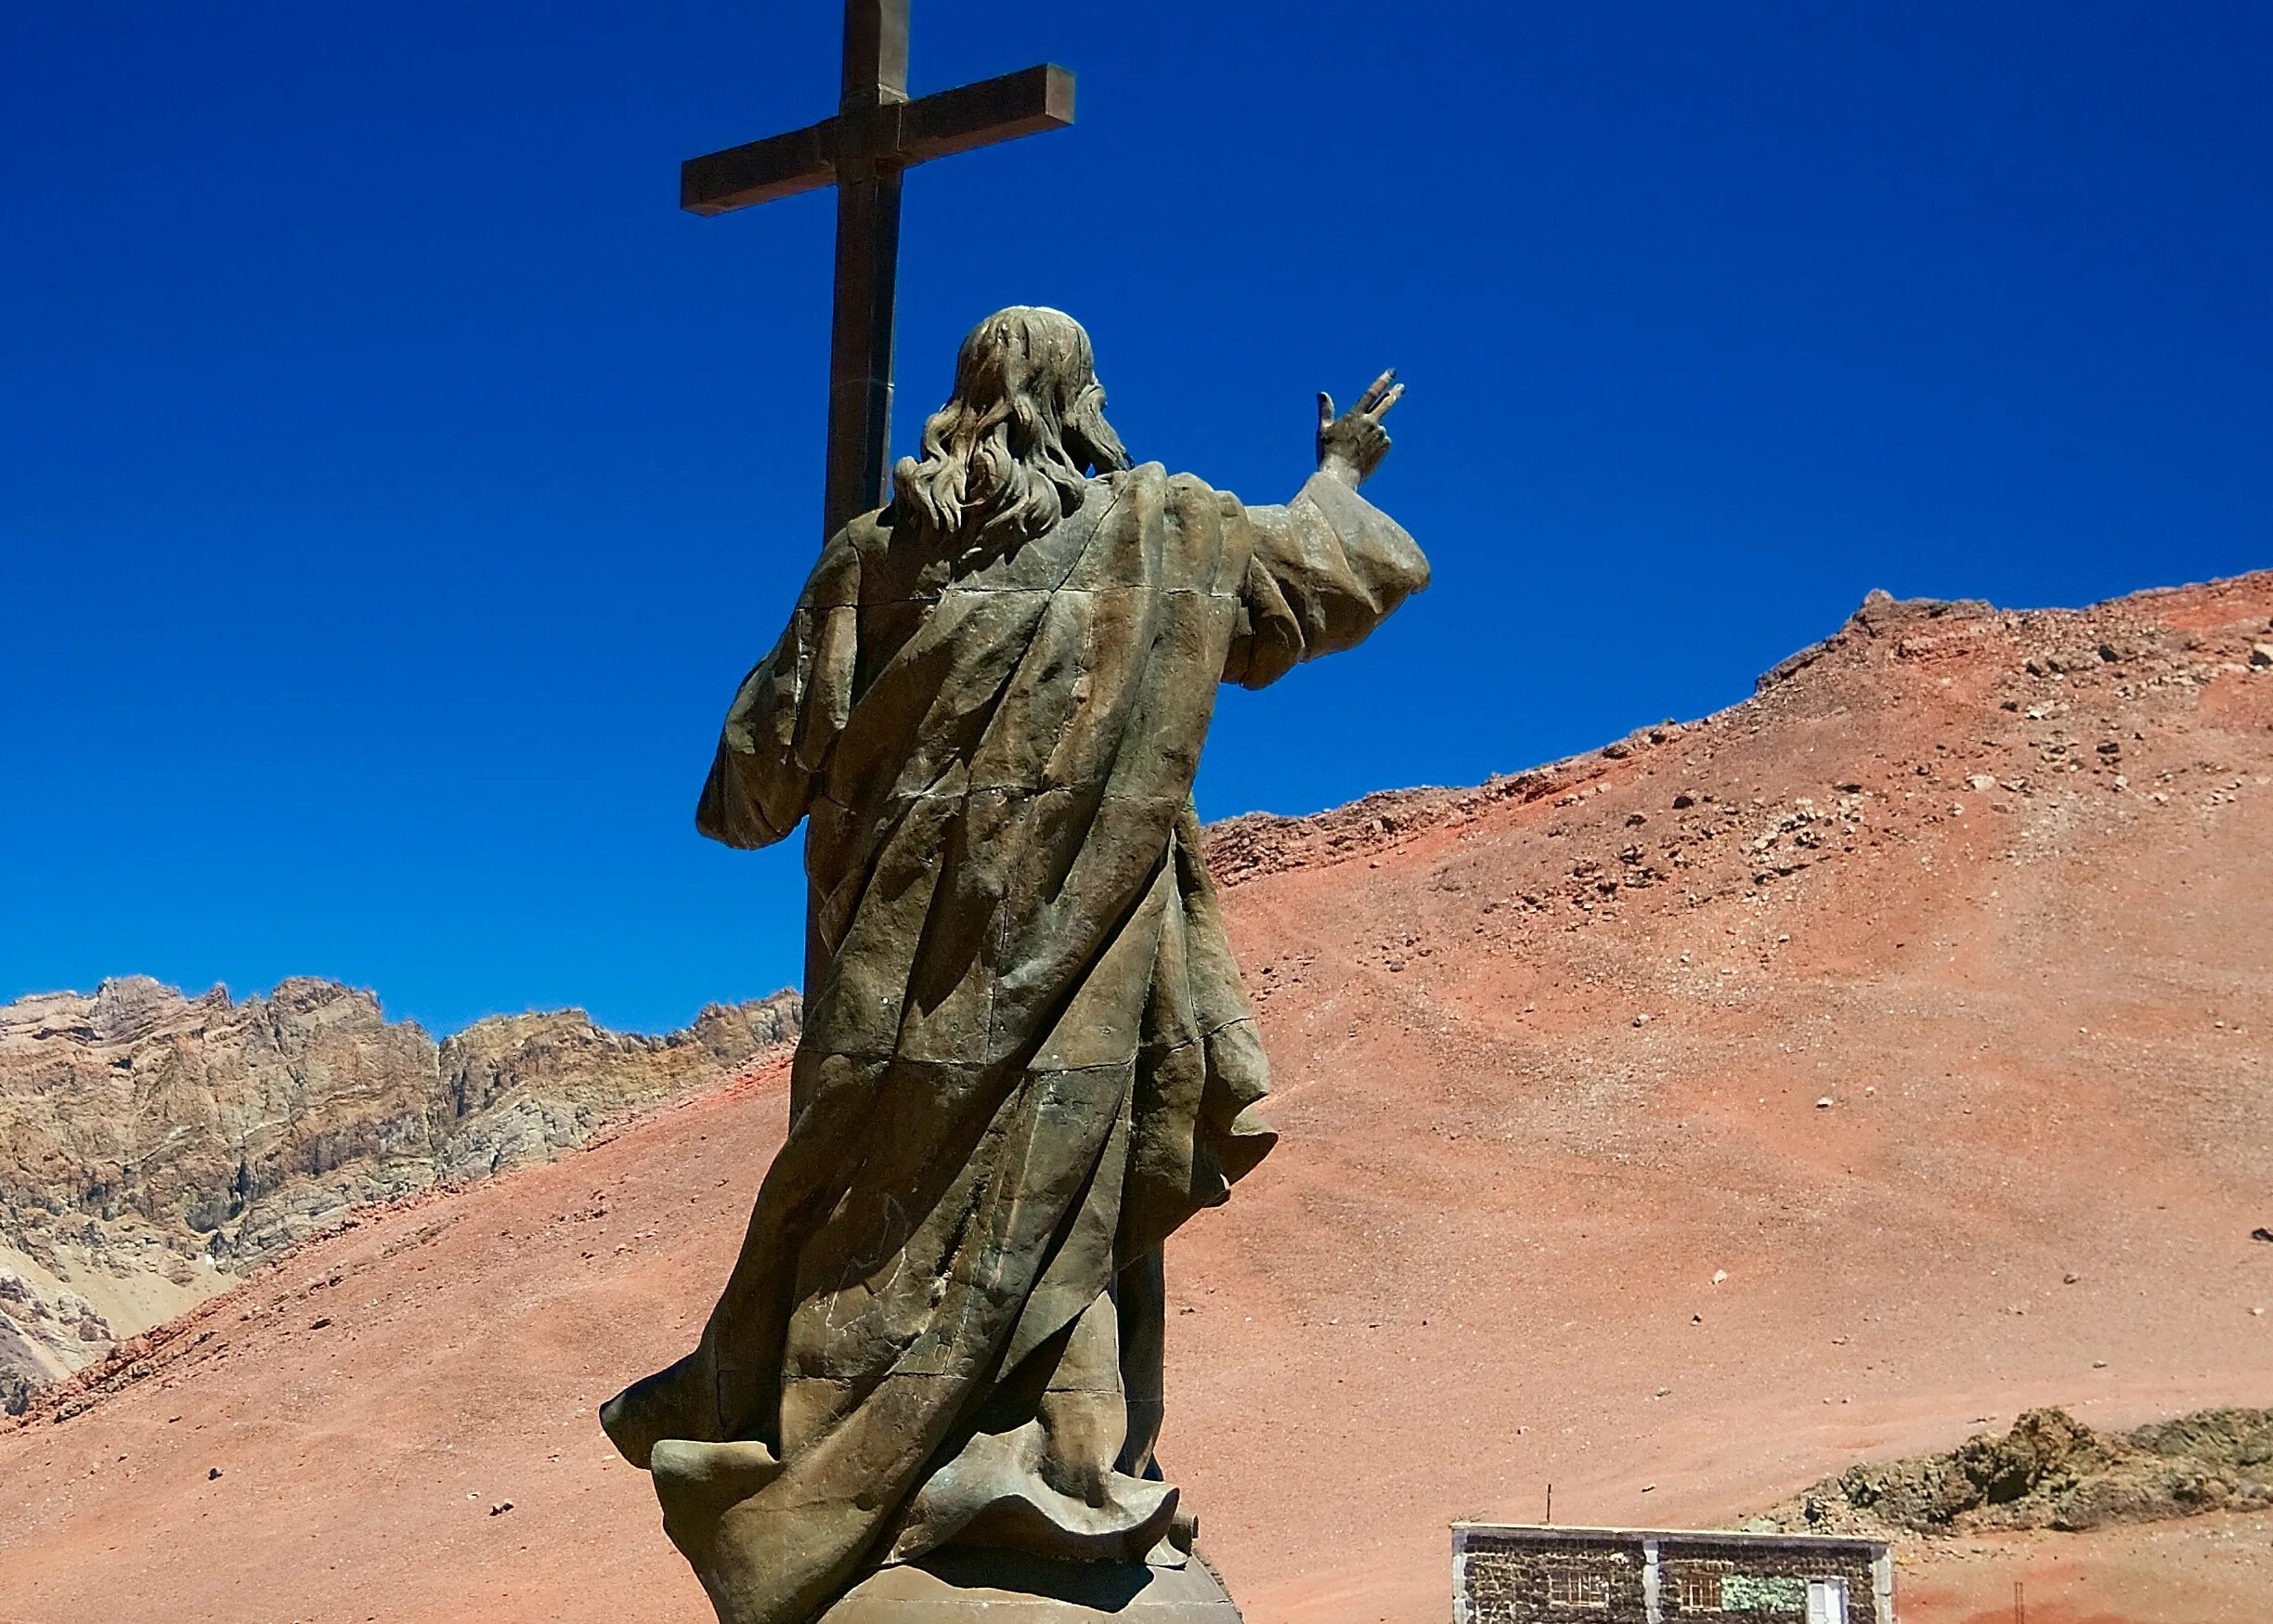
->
681 1 1075 539
682 64 1073 215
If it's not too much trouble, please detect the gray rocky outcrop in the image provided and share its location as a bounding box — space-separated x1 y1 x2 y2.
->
1771 1407 2273 1536
0 976 799 1398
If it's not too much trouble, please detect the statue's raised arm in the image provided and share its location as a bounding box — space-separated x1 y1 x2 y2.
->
1226 370 1431 688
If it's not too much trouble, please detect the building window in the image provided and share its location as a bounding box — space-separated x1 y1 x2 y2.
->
1805 1577 1850 1624
1677 1570 1723 1610
1546 1570 1608 1607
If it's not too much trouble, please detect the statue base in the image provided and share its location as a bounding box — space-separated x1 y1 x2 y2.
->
817 1549 1242 1624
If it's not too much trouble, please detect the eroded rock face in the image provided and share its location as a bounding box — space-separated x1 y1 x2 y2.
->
1773 1407 2273 1535
0 977 798 1398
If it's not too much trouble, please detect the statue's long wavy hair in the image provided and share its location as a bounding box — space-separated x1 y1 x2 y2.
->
892 306 1128 552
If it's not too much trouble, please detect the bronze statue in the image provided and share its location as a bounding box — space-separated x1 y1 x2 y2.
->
603 306 1426 1624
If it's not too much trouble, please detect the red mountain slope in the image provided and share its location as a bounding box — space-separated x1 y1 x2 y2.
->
4 574 2269 1624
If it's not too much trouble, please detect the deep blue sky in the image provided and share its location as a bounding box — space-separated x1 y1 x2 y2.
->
4 3 2267 1034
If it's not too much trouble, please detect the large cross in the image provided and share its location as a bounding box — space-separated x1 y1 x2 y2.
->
682 0 1075 540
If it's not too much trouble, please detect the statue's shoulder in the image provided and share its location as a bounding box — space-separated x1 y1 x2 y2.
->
1101 461 1175 495
843 506 900 554
799 515 875 608
1105 462 1243 518
1108 461 1211 496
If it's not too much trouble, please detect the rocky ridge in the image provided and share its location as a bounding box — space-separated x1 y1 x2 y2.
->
1201 578 2273 890
0 976 798 1404
1771 1406 2273 1536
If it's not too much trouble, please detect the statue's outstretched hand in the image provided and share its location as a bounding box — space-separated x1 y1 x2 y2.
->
1317 370 1404 487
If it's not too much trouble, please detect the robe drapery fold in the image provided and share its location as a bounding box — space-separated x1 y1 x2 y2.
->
604 464 1426 1624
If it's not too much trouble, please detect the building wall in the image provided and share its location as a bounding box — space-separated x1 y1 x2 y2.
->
1454 1527 1890 1624
1460 1533 1647 1624
1656 1537 1879 1621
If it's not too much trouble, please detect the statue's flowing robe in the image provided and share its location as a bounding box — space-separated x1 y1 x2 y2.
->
603 463 1426 1624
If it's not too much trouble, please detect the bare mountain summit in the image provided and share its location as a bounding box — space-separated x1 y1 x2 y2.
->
2 572 2268 1624
0 976 798 1404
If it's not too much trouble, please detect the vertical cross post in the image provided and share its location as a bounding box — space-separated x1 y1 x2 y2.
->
825 0 909 538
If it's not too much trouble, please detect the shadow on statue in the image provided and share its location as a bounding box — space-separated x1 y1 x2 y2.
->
824 1548 1241 1624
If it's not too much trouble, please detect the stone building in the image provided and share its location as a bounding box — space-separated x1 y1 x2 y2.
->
1452 1524 1892 1624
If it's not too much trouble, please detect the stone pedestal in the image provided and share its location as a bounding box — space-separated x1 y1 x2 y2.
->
817 1551 1241 1624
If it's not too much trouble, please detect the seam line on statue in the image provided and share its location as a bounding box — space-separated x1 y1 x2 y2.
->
785 1372 1129 1392
806 585 1240 608
779 1057 1154 1073
809 789 1179 812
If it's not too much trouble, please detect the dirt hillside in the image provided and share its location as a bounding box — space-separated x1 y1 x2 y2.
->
4 574 2268 1624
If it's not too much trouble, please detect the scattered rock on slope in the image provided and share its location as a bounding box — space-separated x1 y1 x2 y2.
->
1770 1407 2273 1536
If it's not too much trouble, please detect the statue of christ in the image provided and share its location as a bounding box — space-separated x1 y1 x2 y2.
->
604 306 1427 1624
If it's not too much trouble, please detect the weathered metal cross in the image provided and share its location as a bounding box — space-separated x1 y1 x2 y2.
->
682 0 1074 540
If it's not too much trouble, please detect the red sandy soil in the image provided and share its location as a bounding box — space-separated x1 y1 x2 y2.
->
6 576 2269 1624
